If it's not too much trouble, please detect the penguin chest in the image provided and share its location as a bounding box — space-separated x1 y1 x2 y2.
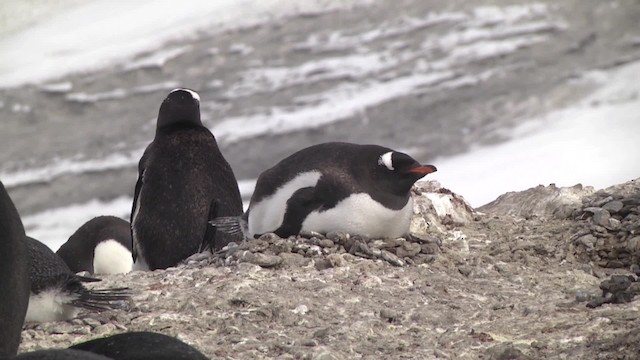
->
25 289 79 322
248 171 322 236
301 194 413 238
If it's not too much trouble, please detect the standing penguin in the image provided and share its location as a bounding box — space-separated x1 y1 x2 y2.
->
228 142 436 239
131 88 243 270
0 180 30 357
25 236 130 323
57 216 132 275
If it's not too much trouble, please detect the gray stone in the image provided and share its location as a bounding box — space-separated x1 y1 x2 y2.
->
280 252 312 268
326 231 349 244
628 236 640 252
300 230 325 239
592 209 611 227
379 308 402 323
602 200 624 213
380 250 404 266
259 233 282 242
577 234 597 250
486 342 526 360
396 241 421 257
240 251 282 268
318 239 334 248
458 265 472 277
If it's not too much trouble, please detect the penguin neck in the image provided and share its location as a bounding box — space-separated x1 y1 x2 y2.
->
155 120 203 136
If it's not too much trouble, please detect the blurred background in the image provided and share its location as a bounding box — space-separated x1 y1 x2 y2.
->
0 0 638 250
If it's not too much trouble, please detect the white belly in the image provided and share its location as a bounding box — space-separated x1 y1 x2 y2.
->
25 289 79 323
248 171 322 236
301 194 413 238
93 239 133 275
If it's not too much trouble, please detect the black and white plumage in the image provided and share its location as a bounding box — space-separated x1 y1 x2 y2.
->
56 216 132 275
69 331 209 360
25 236 130 323
234 142 436 239
0 180 30 357
131 88 243 271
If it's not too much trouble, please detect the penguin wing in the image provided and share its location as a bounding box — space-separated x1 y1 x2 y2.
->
130 151 148 263
273 186 320 237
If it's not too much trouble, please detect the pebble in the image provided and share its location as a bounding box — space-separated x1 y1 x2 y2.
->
239 251 282 268
319 239 334 248
380 250 404 267
603 200 624 213
396 241 421 257
379 308 402 323
485 342 526 360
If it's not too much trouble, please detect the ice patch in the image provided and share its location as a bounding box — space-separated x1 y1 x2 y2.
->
0 0 369 88
66 81 179 103
0 150 142 188
123 46 190 71
431 61 640 207
22 196 133 251
213 71 455 143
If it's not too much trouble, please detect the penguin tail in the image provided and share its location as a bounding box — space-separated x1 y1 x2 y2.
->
65 276 131 312
208 216 248 240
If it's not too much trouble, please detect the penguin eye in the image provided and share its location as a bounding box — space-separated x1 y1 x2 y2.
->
378 151 394 171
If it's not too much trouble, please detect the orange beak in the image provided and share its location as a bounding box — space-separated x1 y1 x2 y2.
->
407 164 437 175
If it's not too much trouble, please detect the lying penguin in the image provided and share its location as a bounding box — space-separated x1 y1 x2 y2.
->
25 236 130 323
213 142 437 239
57 216 133 275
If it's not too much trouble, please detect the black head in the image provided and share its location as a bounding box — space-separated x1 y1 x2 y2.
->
372 148 437 195
156 88 202 133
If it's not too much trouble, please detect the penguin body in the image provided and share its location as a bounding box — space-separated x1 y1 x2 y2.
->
56 216 132 275
246 142 436 238
69 331 209 360
25 236 129 323
131 88 243 271
0 180 30 357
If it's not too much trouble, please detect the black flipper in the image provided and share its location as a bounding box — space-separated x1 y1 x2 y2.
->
273 186 319 238
199 199 219 253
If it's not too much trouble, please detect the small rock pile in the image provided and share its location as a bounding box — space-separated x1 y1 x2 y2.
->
586 272 640 308
571 181 640 268
202 231 444 269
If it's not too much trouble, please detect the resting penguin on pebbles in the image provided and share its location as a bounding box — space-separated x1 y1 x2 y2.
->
25 236 130 323
0 184 209 359
56 216 132 275
131 88 243 271
214 142 437 239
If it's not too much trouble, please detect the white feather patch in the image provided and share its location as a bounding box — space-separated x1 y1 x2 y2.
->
170 88 200 102
25 289 79 323
93 239 133 275
302 193 413 238
378 151 394 170
248 171 322 236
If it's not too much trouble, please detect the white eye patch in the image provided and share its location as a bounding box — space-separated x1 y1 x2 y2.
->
378 151 394 170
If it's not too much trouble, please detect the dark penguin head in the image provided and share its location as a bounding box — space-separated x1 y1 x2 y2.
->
369 148 437 196
0 180 30 356
70 331 209 360
156 88 201 133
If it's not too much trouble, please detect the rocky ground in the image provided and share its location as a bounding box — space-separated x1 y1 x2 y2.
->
17 178 640 359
